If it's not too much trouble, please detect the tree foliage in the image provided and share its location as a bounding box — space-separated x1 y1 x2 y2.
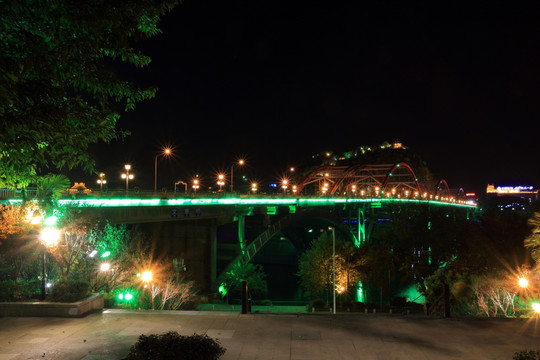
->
297 232 363 301
0 0 178 188
524 212 540 268
223 262 268 299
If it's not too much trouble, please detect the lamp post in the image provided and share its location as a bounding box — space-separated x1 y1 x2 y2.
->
141 270 154 310
121 164 134 194
230 159 245 192
155 148 172 193
330 226 336 314
97 173 106 194
192 178 200 193
40 227 60 300
217 174 225 192
281 179 288 195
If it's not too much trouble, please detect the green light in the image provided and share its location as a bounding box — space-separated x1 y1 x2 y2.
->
289 205 296 214
5 197 477 210
125 293 133 301
118 293 124 300
43 216 58 226
399 284 425 304
356 281 364 302
218 283 227 296
267 206 277 215
101 251 111 258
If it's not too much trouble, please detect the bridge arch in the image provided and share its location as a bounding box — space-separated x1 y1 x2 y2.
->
380 162 422 196
434 179 451 198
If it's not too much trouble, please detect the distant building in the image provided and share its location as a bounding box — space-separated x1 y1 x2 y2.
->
485 184 538 212
68 182 92 195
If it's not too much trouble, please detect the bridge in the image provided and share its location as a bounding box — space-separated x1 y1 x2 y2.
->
1 162 477 296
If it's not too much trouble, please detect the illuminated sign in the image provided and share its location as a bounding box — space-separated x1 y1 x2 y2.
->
496 186 534 193
487 184 536 194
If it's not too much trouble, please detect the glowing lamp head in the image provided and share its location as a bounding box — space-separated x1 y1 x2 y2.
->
30 214 42 225
100 263 111 271
519 277 529 288
40 228 60 247
124 164 131 171
533 302 540 313
141 270 152 282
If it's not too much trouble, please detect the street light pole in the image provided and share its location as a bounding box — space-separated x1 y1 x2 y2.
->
231 159 245 192
40 227 60 300
331 226 336 314
121 164 134 194
97 172 106 194
154 148 172 193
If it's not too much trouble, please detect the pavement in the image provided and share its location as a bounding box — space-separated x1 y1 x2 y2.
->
0 307 539 360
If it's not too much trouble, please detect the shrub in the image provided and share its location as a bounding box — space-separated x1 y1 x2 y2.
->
513 350 540 360
123 331 226 360
0 280 40 301
308 299 326 311
47 279 90 302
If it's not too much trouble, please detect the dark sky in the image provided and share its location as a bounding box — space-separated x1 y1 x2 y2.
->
83 2 540 195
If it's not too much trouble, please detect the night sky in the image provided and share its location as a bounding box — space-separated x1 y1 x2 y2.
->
79 2 540 195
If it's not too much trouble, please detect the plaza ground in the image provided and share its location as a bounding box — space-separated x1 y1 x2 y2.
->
0 307 539 360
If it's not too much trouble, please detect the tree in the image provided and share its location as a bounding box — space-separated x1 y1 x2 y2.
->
0 0 178 188
524 212 540 269
222 262 268 300
297 232 363 302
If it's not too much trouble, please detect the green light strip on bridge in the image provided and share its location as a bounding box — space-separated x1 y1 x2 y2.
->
3 197 476 208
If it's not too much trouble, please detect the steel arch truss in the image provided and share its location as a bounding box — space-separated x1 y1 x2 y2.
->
296 162 422 197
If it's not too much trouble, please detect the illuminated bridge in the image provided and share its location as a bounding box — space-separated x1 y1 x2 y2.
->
1 162 477 296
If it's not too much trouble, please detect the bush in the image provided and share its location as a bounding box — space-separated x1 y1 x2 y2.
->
514 350 540 360
123 331 226 360
47 279 90 302
308 299 326 311
0 280 40 301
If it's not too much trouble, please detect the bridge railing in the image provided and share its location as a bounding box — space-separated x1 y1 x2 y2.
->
0 188 476 206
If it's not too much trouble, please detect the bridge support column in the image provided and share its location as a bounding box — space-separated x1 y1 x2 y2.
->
210 222 217 291
358 208 366 246
238 214 245 253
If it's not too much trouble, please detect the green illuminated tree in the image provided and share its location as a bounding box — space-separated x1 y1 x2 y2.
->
0 0 178 188
223 262 268 299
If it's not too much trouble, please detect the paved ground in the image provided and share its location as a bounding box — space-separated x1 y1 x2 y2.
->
0 308 539 360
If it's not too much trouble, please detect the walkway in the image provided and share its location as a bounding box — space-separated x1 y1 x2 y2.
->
0 309 538 359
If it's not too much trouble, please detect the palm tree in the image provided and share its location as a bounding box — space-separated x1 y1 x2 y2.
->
524 212 540 269
36 174 70 216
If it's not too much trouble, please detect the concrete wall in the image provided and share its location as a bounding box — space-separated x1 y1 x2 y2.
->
0 293 103 317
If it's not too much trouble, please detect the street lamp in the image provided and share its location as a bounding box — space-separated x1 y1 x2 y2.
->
141 270 154 310
251 182 258 193
192 178 200 193
330 226 336 314
97 173 107 194
281 179 288 194
121 164 134 194
155 148 172 193
40 227 60 300
217 174 225 191
231 159 245 192
519 277 529 288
